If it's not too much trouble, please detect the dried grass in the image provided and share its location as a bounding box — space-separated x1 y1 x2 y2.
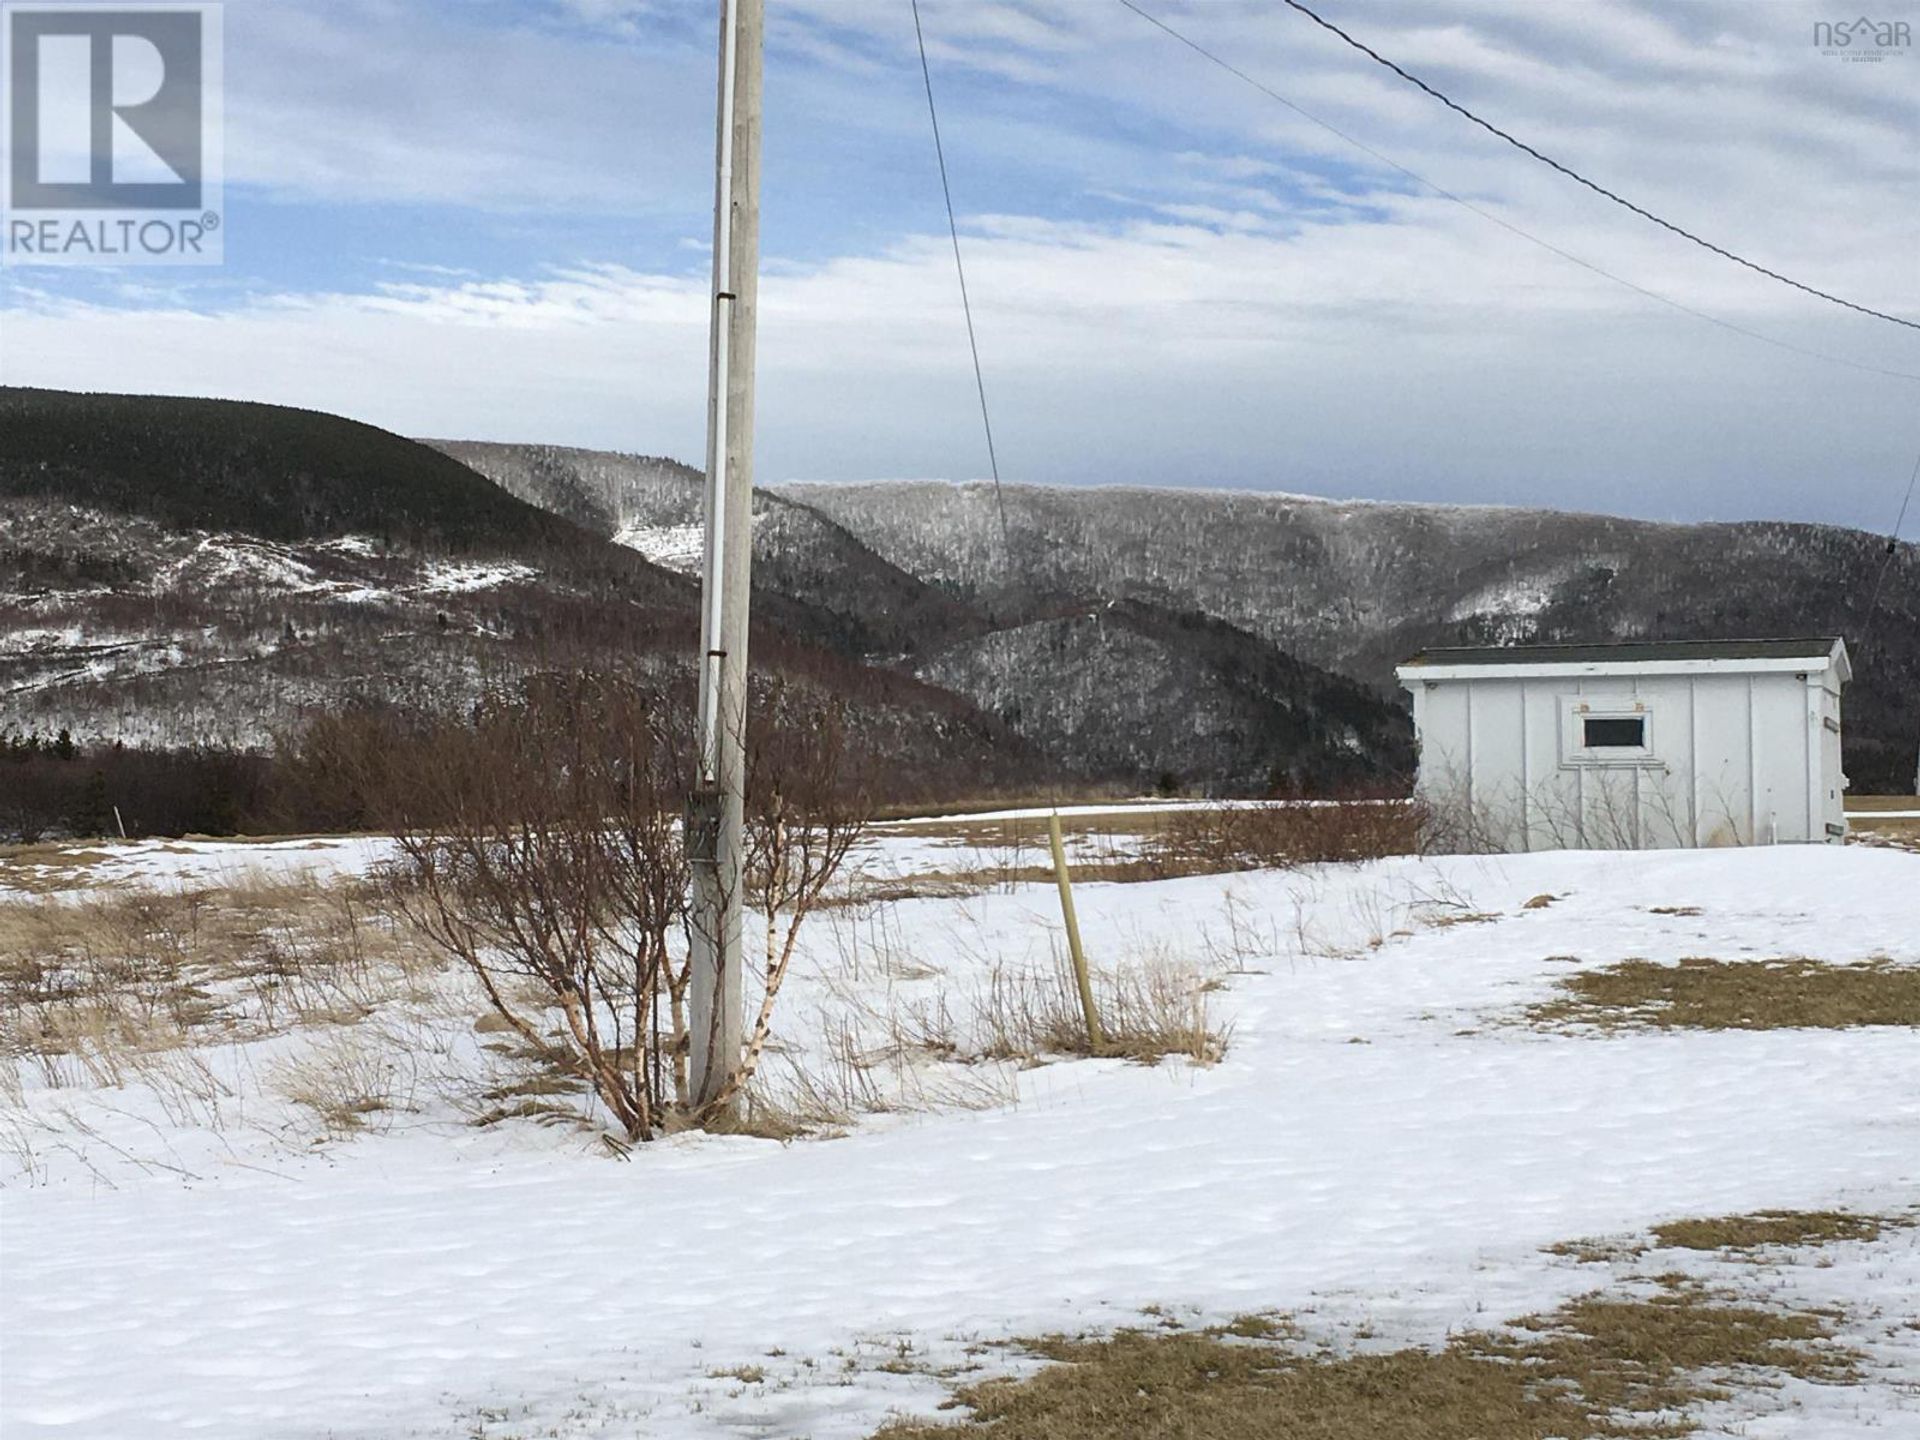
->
1650 1209 1905 1252
1529 957 1920 1032
1152 801 1423 873
0 871 442 1092
268 1027 414 1132
897 949 1227 1069
0 844 117 894
854 802 1422 906
876 1281 1858 1439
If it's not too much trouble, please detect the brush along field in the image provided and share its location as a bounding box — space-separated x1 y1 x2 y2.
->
2 824 1918 1439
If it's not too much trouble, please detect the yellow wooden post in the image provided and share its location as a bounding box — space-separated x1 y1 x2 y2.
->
1048 811 1105 1051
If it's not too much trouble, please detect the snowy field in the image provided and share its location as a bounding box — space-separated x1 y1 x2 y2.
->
3 831 1918 1438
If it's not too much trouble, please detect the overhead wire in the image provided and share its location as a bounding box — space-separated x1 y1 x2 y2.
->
909 0 1919 676
1274 0 1920 335
1112 0 1920 385
1116 0 1920 652
910 0 1015 558
1860 445 1919 652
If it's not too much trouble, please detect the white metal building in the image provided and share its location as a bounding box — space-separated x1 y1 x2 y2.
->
1397 638 1851 851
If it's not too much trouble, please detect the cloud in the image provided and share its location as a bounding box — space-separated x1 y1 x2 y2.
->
1 0 1916 533
5 189 1915 528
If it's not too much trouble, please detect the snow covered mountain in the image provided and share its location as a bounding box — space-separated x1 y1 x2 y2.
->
7 392 1911 795
439 442 1416 791
434 441 987 661
0 392 1039 798
780 480 1920 792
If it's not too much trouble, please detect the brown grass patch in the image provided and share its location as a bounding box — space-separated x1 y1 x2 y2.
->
0 872 441 1088
874 802 1421 889
1152 802 1422 872
876 1282 1856 1439
1529 957 1920 1031
1549 1208 1907 1267
838 858 1228 907
1650 1210 1904 1252
1844 796 1920 814
1845 797 1920 848
0 843 117 895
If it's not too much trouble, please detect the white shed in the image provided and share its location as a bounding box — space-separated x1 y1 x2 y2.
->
1396 638 1851 851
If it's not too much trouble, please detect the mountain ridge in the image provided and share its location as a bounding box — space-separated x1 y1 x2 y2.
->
4 392 1911 798
778 477 1919 790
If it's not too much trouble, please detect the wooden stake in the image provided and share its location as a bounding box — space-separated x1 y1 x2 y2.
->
1048 811 1104 1051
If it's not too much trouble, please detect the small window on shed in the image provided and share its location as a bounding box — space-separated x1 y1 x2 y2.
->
1583 716 1646 749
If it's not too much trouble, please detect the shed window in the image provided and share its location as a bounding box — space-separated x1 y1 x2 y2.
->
1582 716 1646 749
1558 697 1656 768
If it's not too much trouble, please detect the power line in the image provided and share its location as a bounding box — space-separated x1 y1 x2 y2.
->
1276 0 1920 335
910 0 1015 554
1117 0 1920 647
1860 443 1920 652
1113 0 1920 385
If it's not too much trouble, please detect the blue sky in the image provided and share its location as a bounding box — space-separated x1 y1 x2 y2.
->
2 0 1917 532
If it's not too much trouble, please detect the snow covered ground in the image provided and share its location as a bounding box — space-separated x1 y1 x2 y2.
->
2 837 1917 1438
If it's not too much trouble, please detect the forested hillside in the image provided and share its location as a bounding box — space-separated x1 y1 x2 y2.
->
0 393 1049 837
784 481 1920 791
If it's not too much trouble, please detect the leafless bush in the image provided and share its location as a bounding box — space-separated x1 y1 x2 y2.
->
705 686 875 1114
389 674 691 1140
1417 766 1741 854
1153 800 1423 873
389 673 868 1141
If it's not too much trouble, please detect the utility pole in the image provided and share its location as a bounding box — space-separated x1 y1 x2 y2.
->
689 0 762 1113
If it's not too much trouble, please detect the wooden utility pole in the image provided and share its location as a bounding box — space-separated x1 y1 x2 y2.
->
689 0 762 1113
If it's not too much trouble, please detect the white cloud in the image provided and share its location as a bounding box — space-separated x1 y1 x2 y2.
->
1 0 1915 532
5 189 1915 528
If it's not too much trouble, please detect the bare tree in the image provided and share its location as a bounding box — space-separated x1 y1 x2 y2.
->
703 686 872 1116
390 674 691 1139
389 672 868 1139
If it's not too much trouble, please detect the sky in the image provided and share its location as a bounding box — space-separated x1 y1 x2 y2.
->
0 0 1916 531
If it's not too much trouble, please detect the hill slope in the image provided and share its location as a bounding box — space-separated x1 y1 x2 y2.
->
915 600 1413 793
1 389 605 555
0 393 1042 798
433 441 989 660
781 481 1920 792
437 444 1420 789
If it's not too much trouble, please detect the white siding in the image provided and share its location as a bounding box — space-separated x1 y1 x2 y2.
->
1403 657 1848 853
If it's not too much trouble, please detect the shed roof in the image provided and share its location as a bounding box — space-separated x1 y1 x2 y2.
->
1400 637 1844 668
1397 636 1851 686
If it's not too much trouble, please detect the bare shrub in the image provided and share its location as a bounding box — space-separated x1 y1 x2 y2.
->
389 673 868 1141
1153 800 1423 873
698 687 876 1116
389 674 691 1140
